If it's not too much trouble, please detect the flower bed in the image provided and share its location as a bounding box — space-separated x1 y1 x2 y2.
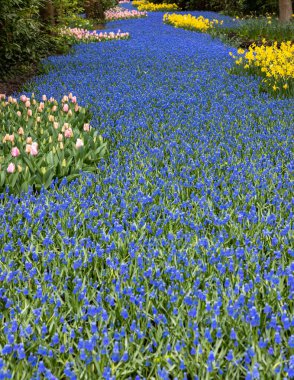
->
134 0 179 12
59 28 130 43
230 41 294 96
163 13 223 32
0 94 106 193
105 6 147 21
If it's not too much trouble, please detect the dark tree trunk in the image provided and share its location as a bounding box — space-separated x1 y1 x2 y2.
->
84 0 105 20
39 0 56 26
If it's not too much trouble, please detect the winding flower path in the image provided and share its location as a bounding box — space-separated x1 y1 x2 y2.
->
1 3 294 379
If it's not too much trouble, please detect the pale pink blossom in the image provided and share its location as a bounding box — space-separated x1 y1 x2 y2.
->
42 94 47 101
64 128 73 138
26 137 33 144
11 147 20 157
74 104 79 112
25 100 31 108
83 123 90 131
76 138 84 148
8 134 14 143
30 142 38 156
52 105 57 112
71 96 77 104
39 102 45 109
58 133 63 141
63 104 69 112
53 122 59 129
0 94 6 100
17 111 21 117
20 95 27 102
18 127 24 135
27 109 32 117
7 163 15 173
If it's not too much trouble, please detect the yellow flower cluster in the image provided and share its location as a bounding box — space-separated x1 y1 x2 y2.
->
134 1 178 11
230 41 294 94
163 13 222 32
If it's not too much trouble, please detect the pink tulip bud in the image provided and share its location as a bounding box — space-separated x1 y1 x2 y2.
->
71 96 77 104
17 111 21 117
53 122 59 129
3 134 10 143
25 100 31 108
64 128 73 138
27 109 32 117
68 93 73 99
58 133 63 142
26 137 33 144
8 134 14 143
76 138 84 148
52 105 57 112
63 104 69 113
62 96 69 102
42 94 47 101
11 147 20 157
0 94 6 100
40 102 45 109
18 127 24 135
30 142 38 156
25 144 31 154
83 123 90 131
20 95 27 102
7 163 15 173
74 104 79 112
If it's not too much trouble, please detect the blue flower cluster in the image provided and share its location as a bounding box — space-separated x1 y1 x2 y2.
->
1 3 294 379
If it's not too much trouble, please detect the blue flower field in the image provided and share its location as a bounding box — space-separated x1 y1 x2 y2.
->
0 4 294 379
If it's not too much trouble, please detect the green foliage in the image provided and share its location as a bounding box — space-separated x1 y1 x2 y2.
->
211 15 294 47
0 0 49 77
84 0 118 19
0 94 107 194
149 0 279 14
58 14 95 29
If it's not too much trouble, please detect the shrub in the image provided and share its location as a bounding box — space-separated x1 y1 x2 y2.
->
0 94 107 194
0 0 48 77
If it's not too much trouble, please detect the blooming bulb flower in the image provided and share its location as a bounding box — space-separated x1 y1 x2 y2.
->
18 127 24 135
25 100 31 108
17 111 21 117
63 104 69 112
42 95 47 101
27 109 32 117
83 123 90 131
58 133 63 142
76 138 84 148
8 134 14 143
11 147 20 157
20 95 27 102
26 137 33 144
30 142 38 156
53 122 59 129
48 115 54 122
52 105 57 112
7 163 15 173
64 128 73 138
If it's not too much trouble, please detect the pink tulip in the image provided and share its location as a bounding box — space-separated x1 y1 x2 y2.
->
20 95 27 102
58 133 63 141
8 134 14 143
11 147 20 157
83 123 90 131
71 96 77 104
26 137 33 144
25 144 31 154
30 142 38 156
18 127 24 135
42 95 47 101
7 163 15 173
17 111 21 117
27 109 32 117
25 100 31 108
63 104 69 113
64 128 73 138
76 138 84 148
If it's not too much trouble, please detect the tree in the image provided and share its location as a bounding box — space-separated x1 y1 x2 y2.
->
279 0 293 22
